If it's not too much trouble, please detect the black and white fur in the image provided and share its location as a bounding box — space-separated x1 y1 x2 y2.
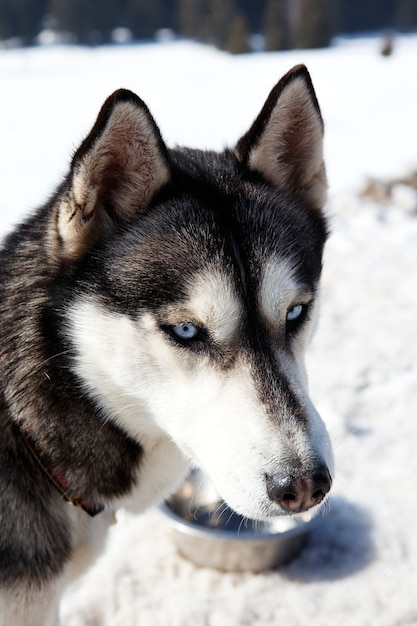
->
0 65 333 624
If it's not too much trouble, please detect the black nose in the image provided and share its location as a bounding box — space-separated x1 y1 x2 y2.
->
266 466 332 514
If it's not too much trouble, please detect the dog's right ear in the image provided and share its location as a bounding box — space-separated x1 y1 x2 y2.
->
52 89 170 262
234 65 326 212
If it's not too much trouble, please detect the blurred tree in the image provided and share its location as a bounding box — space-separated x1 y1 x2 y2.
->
263 0 291 51
177 0 238 49
294 0 332 48
176 0 203 38
50 0 120 43
236 0 267 32
0 0 411 49
204 0 236 48
395 0 417 29
227 11 250 53
338 0 396 33
0 0 13 39
127 0 164 39
0 0 47 42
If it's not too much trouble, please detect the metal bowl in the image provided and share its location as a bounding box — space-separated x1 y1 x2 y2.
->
159 470 324 572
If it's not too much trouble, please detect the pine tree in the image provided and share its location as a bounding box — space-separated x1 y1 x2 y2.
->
176 0 204 39
337 0 395 33
263 0 291 51
236 0 267 33
294 0 331 49
227 12 249 54
0 0 47 43
127 0 164 39
49 0 120 43
204 0 236 48
396 0 417 29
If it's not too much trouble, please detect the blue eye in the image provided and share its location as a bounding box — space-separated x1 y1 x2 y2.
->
286 304 304 322
171 323 199 341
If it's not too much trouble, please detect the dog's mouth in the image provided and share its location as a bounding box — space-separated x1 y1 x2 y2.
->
183 463 332 525
187 457 332 522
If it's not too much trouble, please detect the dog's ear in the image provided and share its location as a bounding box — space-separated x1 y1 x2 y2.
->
235 65 326 211
54 89 170 262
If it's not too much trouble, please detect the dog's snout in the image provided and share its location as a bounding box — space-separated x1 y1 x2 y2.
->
266 466 332 514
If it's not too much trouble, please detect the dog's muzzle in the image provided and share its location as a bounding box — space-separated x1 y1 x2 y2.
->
266 464 332 514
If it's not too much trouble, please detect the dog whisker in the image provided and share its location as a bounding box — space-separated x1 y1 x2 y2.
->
35 349 73 371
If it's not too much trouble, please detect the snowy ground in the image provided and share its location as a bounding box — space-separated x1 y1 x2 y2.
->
1 34 417 626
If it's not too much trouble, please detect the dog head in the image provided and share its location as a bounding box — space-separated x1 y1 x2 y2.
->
52 65 333 520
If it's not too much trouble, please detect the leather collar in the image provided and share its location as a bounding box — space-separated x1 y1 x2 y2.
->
18 427 104 517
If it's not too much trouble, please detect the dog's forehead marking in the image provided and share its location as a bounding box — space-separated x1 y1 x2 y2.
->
260 257 311 325
183 267 242 343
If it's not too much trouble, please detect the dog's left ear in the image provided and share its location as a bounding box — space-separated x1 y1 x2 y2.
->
235 65 326 211
54 89 170 262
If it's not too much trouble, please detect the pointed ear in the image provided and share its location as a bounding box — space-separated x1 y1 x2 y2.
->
54 89 170 261
235 65 326 211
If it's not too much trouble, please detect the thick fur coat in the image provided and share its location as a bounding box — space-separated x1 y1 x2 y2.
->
0 65 333 624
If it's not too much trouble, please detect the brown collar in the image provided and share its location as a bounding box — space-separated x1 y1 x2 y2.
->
19 428 104 517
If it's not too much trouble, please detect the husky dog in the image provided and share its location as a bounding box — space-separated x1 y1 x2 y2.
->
0 65 333 624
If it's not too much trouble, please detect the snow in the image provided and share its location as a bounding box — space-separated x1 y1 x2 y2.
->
1 33 417 625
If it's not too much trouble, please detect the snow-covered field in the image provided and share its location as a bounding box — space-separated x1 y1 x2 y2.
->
1 34 417 626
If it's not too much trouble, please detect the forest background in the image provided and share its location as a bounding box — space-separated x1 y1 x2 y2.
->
1 0 417 53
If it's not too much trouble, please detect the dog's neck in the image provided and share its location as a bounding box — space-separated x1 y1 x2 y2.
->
17 426 104 517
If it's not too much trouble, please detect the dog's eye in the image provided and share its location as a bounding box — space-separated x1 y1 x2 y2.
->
286 304 304 322
285 303 309 335
170 323 200 341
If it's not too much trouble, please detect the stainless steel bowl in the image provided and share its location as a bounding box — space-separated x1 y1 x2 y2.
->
159 470 324 572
